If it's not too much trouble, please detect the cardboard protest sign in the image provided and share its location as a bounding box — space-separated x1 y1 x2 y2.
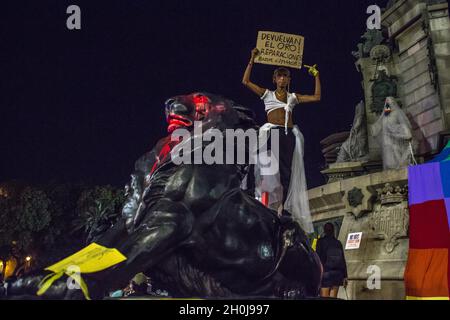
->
255 31 304 69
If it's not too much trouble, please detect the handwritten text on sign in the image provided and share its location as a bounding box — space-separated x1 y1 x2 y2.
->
255 31 304 69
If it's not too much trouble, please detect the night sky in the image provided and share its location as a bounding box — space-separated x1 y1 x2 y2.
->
1 0 389 189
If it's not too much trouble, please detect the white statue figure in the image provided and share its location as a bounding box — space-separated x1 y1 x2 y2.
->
337 100 369 163
371 97 414 170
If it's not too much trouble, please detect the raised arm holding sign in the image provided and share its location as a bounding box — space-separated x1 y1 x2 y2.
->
242 48 321 111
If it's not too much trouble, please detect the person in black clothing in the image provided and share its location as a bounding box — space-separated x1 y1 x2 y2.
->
316 223 348 298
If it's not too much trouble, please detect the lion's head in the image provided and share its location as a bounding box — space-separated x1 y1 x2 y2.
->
165 92 257 133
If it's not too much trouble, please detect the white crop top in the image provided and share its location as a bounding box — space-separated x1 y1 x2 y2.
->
260 90 299 133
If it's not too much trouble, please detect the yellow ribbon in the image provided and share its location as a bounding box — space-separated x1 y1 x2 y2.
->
36 242 127 300
406 296 449 300
36 271 65 296
312 238 318 251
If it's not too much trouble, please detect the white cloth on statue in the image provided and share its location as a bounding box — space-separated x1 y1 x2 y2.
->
253 122 313 234
260 90 299 134
371 97 413 170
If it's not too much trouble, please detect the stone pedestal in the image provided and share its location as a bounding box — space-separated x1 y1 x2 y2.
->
321 161 383 183
308 169 408 300
321 162 367 183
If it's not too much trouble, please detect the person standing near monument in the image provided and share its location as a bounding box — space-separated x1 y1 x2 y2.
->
241 48 320 233
316 223 348 298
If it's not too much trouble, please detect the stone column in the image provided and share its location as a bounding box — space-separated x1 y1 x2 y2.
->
427 2 450 130
381 0 450 156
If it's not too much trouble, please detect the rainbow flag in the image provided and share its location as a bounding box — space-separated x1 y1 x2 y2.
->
404 141 450 300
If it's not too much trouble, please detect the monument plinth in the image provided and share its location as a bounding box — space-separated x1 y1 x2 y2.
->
310 0 450 299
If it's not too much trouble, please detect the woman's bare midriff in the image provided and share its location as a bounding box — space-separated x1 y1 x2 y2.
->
267 108 293 127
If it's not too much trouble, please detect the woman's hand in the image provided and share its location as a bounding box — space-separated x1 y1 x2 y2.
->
251 48 260 61
304 64 319 77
